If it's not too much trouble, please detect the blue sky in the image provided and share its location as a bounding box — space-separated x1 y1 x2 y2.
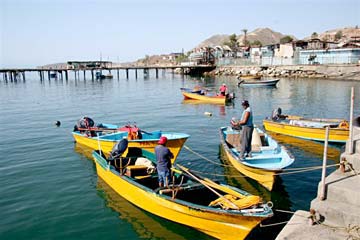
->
1 0 359 68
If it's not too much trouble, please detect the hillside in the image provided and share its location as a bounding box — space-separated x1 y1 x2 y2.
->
304 26 360 42
195 27 295 48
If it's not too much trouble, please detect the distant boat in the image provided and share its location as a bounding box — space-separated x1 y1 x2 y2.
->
237 74 262 80
219 126 295 191
180 87 235 104
238 79 280 87
96 72 113 80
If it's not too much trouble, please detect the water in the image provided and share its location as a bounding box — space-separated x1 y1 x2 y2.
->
1 72 359 240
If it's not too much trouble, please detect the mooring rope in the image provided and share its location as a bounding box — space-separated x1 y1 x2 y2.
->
184 144 340 177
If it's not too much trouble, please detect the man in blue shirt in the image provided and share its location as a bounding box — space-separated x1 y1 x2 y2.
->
231 100 254 160
155 136 174 187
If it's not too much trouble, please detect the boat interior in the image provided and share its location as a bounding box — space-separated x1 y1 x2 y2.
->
96 148 222 206
95 146 263 210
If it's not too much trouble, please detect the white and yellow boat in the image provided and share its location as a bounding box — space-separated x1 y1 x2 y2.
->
263 115 349 143
92 146 273 240
180 88 234 104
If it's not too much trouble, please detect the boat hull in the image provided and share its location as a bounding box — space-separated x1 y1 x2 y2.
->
181 88 233 104
263 119 349 143
94 154 268 240
72 132 189 161
240 79 279 87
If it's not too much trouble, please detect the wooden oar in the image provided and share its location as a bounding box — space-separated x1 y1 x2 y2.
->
203 177 246 199
176 164 239 210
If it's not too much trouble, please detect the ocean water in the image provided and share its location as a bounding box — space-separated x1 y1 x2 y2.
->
0 71 359 240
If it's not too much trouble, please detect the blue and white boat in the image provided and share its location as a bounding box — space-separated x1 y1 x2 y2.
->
219 126 294 191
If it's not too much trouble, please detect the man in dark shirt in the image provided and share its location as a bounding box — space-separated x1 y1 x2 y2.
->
155 136 174 187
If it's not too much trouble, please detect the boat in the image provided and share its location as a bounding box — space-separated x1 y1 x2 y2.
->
219 126 295 191
238 79 280 87
263 113 349 143
180 87 234 104
237 74 262 80
96 72 113 80
92 143 273 240
72 119 189 160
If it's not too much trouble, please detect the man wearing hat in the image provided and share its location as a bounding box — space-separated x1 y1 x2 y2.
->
231 100 254 160
155 136 174 187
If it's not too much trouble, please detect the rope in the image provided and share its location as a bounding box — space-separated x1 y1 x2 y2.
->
184 145 228 167
183 144 341 177
260 221 289 227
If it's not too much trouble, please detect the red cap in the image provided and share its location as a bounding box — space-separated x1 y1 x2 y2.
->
158 136 168 145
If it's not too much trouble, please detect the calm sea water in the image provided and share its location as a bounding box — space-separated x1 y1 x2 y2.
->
0 71 359 240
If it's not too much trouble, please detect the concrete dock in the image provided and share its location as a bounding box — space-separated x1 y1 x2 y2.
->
276 120 360 240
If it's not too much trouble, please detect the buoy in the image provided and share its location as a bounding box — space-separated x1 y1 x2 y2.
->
55 121 61 127
204 112 212 116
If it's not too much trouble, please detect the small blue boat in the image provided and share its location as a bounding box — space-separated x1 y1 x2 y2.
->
219 126 294 190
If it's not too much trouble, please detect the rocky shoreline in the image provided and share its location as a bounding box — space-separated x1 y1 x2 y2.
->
205 64 360 81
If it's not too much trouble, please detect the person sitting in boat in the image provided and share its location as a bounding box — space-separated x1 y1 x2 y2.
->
271 108 288 121
155 136 174 188
219 83 227 96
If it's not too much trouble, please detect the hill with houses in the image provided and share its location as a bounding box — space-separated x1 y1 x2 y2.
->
131 26 359 66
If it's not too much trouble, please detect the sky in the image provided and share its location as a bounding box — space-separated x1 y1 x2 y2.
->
1 0 359 68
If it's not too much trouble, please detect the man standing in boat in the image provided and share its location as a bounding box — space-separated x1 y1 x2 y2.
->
219 83 227 96
155 136 174 187
231 100 254 160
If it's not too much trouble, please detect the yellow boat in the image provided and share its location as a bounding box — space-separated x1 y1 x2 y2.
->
72 125 189 161
180 88 234 104
263 115 349 143
92 146 273 240
238 74 262 80
219 126 294 191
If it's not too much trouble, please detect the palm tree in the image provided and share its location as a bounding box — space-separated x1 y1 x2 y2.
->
242 29 248 46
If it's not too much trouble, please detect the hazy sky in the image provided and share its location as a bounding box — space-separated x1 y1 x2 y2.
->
1 0 359 68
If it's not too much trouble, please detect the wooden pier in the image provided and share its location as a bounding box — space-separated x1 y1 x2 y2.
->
0 64 216 82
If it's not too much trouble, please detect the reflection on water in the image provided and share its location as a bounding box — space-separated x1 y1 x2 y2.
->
96 179 202 240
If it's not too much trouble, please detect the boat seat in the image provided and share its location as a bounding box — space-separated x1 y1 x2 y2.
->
125 165 150 179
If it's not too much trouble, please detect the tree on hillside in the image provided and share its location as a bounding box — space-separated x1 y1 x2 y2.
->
335 31 343 41
311 32 318 39
223 33 239 51
280 36 293 44
251 40 262 47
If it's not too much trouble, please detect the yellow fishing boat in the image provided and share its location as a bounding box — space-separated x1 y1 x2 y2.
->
237 74 262 80
180 88 234 104
219 126 294 191
72 121 189 160
92 144 273 240
263 114 349 143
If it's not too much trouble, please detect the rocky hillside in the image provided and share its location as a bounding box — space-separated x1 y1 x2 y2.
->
304 26 360 42
195 27 295 48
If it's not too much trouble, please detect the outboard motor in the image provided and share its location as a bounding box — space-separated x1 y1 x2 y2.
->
108 138 128 161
